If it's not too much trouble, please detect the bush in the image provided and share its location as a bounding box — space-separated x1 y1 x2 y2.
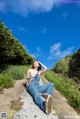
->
0 20 34 65
69 49 80 80
53 56 71 75
4 65 30 80
0 65 31 89
0 73 14 88
53 49 80 81
45 70 80 113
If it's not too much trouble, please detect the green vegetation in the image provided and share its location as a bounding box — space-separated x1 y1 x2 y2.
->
0 20 80 114
0 20 34 88
0 73 14 88
0 65 31 88
0 20 34 65
5 65 30 80
68 49 80 80
53 49 80 82
45 70 80 113
8 97 23 119
9 97 23 111
53 55 71 75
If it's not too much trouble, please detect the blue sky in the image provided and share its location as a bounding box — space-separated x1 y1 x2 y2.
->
0 0 80 69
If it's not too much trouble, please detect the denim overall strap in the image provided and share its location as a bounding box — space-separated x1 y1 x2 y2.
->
27 71 40 88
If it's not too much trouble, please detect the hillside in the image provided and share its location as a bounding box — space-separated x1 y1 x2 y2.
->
0 20 34 66
52 49 80 83
0 20 80 118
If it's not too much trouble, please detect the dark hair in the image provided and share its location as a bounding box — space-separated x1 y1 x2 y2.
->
32 60 41 71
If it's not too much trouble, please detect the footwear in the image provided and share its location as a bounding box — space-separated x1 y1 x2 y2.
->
41 93 49 100
44 95 53 115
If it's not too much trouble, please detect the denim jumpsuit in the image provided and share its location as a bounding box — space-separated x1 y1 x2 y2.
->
26 71 54 111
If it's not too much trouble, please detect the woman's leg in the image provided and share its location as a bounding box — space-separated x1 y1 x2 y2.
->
36 83 54 114
28 86 45 111
36 82 54 95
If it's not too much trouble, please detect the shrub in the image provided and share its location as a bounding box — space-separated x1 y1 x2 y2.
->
4 65 30 80
53 49 80 81
53 56 71 75
69 49 80 80
0 20 34 65
0 73 14 88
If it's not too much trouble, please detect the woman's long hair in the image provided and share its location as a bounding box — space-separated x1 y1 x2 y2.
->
32 60 41 71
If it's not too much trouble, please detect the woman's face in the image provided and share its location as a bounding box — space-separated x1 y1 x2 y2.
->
33 61 40 68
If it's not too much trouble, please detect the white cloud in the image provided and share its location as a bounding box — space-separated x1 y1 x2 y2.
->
30 52 41 58
30 47 42 58
19 27 28 33
50 42 61 53
36 47 41 52
22 45 30 52
0 1 5 12
41 28 47 34
0 0 60 16
48 42 74 60
62 11 68 19
30 53 36 58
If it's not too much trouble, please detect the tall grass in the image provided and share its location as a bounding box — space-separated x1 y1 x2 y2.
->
0 73 14 88
0 65 31 88
5 65 30 80
45 70 80 114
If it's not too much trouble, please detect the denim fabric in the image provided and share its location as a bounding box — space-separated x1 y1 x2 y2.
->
26 72 54 111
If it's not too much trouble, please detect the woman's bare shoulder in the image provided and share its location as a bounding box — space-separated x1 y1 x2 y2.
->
27 68 33 72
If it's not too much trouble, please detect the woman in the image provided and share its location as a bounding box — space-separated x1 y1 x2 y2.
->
26 60 54 115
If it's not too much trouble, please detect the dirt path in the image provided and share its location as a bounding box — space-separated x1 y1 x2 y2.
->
41 76 80 119
0 76 80 119
0 79 25 119
14 78 59 119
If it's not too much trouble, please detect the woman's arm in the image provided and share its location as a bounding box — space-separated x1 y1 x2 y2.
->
39 61 48 76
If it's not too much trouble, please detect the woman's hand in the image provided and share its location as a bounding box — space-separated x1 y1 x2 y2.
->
26 69 30 86
26 80 30 86
39 61 48 70
38 61 48 76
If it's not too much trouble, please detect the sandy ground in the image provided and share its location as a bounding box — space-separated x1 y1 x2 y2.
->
0 79 25 119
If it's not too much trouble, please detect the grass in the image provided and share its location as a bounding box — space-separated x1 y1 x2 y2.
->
9 97 23 111
0 65 31 88
8 97 23 119
4 65 30 80
0 73 14 88
44 70 80 114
